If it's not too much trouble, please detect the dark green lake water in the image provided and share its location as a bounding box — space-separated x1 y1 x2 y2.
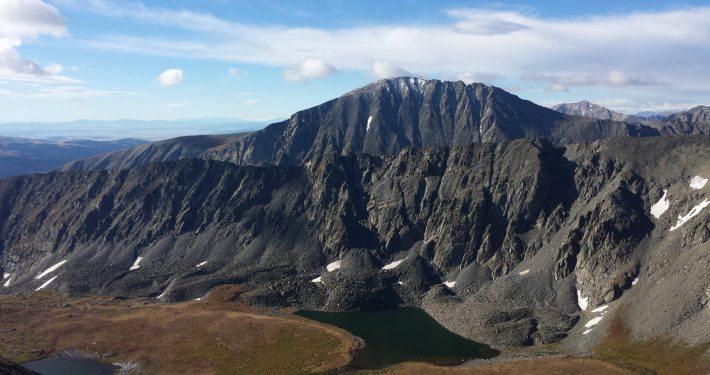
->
296 307 499 370
22 357 117 375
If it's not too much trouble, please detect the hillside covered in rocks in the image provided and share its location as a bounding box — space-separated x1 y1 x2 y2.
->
2 134 708 350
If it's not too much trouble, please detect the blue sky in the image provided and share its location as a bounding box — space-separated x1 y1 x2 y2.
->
0 0 709 123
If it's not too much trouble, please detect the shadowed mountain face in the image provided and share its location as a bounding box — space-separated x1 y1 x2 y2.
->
62 78 659 171
552 101 626 121
0 137 147 178
2 136 708 349
656 106 710 135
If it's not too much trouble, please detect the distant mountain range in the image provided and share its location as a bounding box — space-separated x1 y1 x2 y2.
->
552 101 710 135
0 118 271 141
0 137 147 178
552 101 626 121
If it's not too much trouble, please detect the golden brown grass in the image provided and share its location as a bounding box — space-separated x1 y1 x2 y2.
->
359 357 634 375
0 286 354 374
594 309 710 375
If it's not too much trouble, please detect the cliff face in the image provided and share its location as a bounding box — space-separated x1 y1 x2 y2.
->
3 136 708 348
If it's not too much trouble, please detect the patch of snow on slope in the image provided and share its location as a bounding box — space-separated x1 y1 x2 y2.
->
689 176 708 190
157 290 167 299
326 260 341 272
443 281 456 288
129 256 143 270
36 276 57 291
585 316 604 328
518 269 530 276
650 189 670 219
577 289 589 311
382 260 403 270
670 199 710 231
632 277 639 286
3 276 12 287
35 260 67 279
397 281 404 285
196 261 207 268
366 116 373 131
582 329 593 335
311 276 322 283
3 273 9 279
591 305 608 313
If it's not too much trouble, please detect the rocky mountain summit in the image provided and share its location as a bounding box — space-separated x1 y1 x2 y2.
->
62 78 658 171
2 134 708 350
552 101 627 121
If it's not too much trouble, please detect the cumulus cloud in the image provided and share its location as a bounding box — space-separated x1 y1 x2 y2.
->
0 0 76 84
0 0 66 38
157 68 183 86
371 61 411 79
283 58 335 82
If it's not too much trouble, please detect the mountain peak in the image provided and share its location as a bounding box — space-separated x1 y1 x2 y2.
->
552 101 626 121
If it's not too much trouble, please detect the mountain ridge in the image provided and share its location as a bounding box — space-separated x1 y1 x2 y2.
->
61 77 659 171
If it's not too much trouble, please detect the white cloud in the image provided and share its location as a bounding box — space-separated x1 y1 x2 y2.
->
0 0 66 38
157 68 183 86
372 61 411 79
283 58 335 82
0 1 75 84
457 72 501 84
448 8 530 35
243 99 260 106
56 2 710 97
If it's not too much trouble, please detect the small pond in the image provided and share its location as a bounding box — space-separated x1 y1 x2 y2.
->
296 307 499 370
22 357 118 375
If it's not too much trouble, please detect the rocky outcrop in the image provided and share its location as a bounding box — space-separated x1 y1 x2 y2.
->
2 135 709 348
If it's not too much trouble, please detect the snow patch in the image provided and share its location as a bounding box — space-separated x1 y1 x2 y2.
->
631 277 639 286
3 273 9 279
196 261 207 268
397 281 404 285
577 289 589 311
157 290 167 299
650 189 670 219
3 276 12 287
669 199 710 231
689 176 708 190
35 260 67 279
584 316 604 328
366 116 373 131
518 269 530 276
591 305 608 313
382 259 403 270
326 260 342 272
443 281 456 288
36 276 57 291
311 276 322 283
195 297 202 301
129 256 143 270
582 329 593 335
